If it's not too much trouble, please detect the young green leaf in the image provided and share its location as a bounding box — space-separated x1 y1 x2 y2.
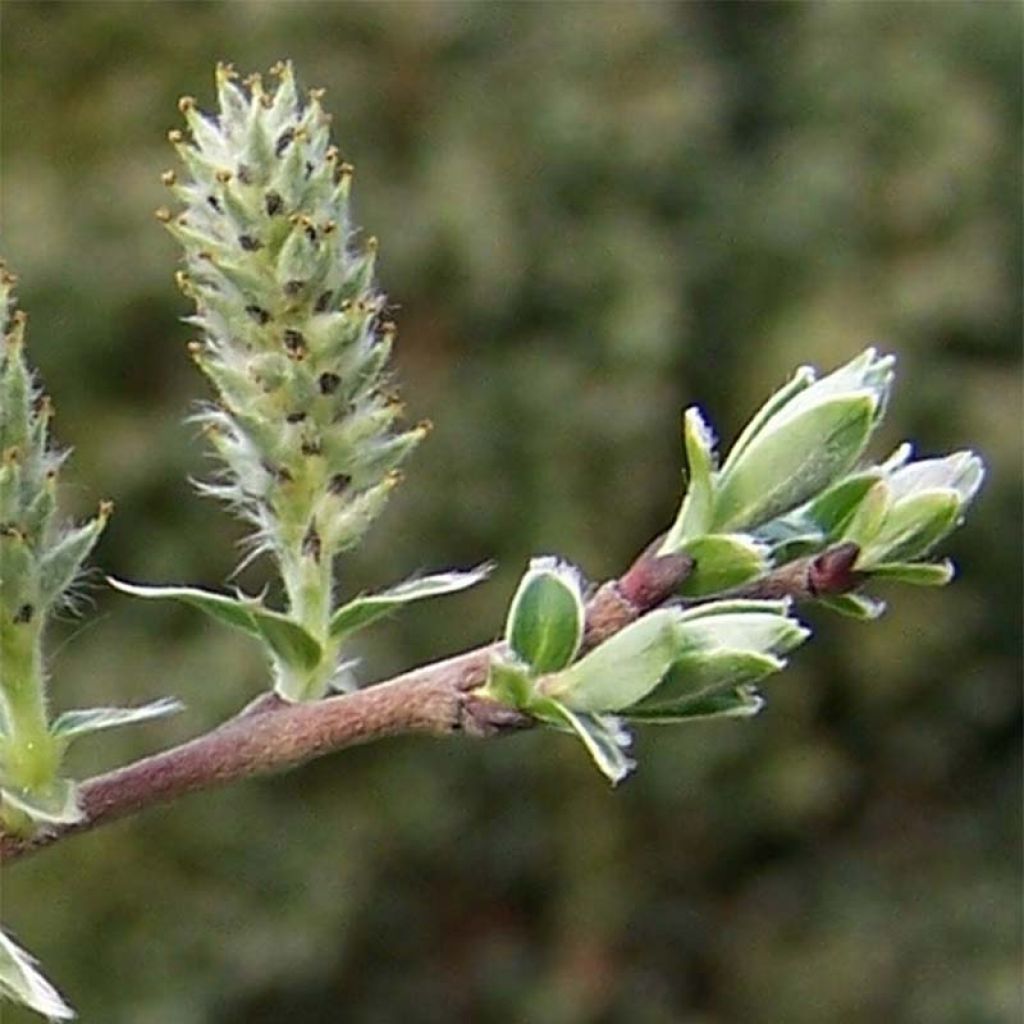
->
626 684 765 723
714 349 894 532
714 393 877 532
661 407 718 551
0 929 75 1021
676 533 771 597
1 777 81 826
804 469 886 538
504 558 585 673
866 560 955 586
480 656 536 711
50 697 183 743
858 490 960 565
37 507 110 609
541 608 686 712
629 650 783 712
676 599 810 655
818 593 886 620
108 579 322 671
329 564 492 642
531 696 635 785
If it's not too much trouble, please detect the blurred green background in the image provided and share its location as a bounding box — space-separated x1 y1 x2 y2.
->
1 2 1020 1022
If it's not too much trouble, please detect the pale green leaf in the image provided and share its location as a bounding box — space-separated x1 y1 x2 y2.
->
626 684 765 723
630 650 783 712
860 490 960 565
504 558 584 673
51 697 183 741
715 393 876 532
532 697 635 785
677 533 771 597
839 479 891 549
818 592 886 620
661 407 718 551
0 929 75 1021
108 579 322 672
866 560 955 586
329 565 492 641
480 656 535 710
1 778 81 826
542 608 686 712
805 469 885 537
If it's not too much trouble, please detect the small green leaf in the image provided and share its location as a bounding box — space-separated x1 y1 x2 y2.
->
0 928 76 1021
714 349 894 532
818 592 886 620
109 578 259 634
51 697 183 742
887 450 984 504
661 407 718 551
1 777 81 825
542 608 686 712
859 490 960 565
715 393 876 532
839 479 891 549
677 599 810 656
480 655 535 710
108 579 322 672
531 696 635 785
677 534 771 597
866 560 955 586
38 509 109 609
630 650 783 712
626 684 765 723
329 565 493 641
251 611 323 673
805 469 885 538
722 365 816 471
504 558 584 673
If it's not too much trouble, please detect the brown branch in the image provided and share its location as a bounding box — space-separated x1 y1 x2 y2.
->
0 545 692 865
727 542 863 601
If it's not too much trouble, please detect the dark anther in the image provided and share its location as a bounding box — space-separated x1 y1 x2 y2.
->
304 221 318 244
245 305 271 325
283 279 305 297
236 163 253 185
302 523 322 562
274 128 295 158
304 161 314 179
329 473 352 495
300 439 322 457
286 411 307 424
318 372 341 395
261 460 292 483
265 190 284 217
13 603 34 625
283 329 306 356
207 195 223 213
314 290 333 313
238 234 263 252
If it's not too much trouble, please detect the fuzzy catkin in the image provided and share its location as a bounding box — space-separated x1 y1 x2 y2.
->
162 62 425 619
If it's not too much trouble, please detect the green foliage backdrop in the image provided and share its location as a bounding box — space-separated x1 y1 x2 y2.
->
1 2 1020 1021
